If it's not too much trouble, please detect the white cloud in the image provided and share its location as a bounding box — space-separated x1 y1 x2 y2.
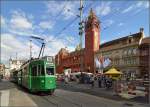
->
10 10 32 30
1 10 35 36
64 36 76 45
8 29 41 39
122 1 149 14
122 5 134 13
104 20 114 26
136 1 143 7
6 29 74 56
39 21 54 29
62 2 78 20
136 1 149 8
118 22 124 26
2 34 25 50
67 46 75 52
6 30 57 56
1 16 5 26
47 36 65 49
44 34 76 55
101 40 107 44
1 33 41 65
145 2 149 8
1 34 27 65
45 1 78 20
96 2 111 16
1 6 78 65
46 1 64 16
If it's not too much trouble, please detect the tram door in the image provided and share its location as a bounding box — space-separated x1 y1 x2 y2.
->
31 65 45 89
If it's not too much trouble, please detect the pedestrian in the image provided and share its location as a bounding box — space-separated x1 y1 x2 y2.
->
98 75 102 88
101 75 105 87
103 75 107 88
65 75 69 84
105 75 113 89
90 75 95 88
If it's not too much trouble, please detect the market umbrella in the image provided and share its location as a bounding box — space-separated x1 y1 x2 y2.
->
104 68 123 75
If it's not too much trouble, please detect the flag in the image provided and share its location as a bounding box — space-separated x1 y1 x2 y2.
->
103 57 112 68
95 57 101 69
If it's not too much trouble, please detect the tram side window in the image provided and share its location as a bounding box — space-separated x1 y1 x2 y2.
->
37 65 45 76
46 67 54 75
24 67 27 75
32 66 37 76
38 65 41 76
41 65 45 76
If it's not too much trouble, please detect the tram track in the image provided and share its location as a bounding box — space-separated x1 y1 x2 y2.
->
42 94 83 107
27 92 59 107
53 94 83 107
25 88 83 107
42 95 59 107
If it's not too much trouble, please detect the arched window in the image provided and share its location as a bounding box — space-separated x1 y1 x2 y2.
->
123 50 127 55
132 48 137 55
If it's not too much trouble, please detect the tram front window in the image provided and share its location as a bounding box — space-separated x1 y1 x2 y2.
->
46 67 54 75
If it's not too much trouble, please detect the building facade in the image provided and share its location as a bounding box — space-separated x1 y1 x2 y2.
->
139 37 150 78
55 48 83 74
0 63 5 76
95 29 150 78
55 9 149 79
55 9 100 74
9 58 25 71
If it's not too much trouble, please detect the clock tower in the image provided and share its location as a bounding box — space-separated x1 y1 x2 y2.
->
84 8 100 73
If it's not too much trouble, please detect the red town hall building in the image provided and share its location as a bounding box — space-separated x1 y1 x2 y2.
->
55 9 150 77
55 9 100 74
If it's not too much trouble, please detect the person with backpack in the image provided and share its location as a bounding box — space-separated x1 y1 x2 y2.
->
105 75 113 89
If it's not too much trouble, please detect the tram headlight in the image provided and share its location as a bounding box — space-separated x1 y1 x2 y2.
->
49 81 52 83
41 80 44 83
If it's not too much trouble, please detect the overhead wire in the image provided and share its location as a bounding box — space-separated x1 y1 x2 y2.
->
39 0 69 35
100 1 130 30
54 0 69 20
50 0 95 42
103 7 148 31
31 1 95 47
101 2 147 31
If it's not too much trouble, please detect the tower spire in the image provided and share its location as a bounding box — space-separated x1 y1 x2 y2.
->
88 8 96 18
89 8 93 16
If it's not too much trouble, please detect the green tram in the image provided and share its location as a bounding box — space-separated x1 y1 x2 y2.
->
16 57 56 94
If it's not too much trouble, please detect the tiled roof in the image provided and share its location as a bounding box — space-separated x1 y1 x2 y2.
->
100 32 142 48
141 37 150 44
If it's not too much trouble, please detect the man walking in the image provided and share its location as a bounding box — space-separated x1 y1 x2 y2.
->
90 75 95 88
98 75 102 88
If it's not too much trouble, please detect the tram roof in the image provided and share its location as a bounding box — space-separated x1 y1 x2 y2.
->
21 56 54 67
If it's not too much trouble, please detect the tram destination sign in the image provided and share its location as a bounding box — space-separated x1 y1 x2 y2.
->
42 56 54 63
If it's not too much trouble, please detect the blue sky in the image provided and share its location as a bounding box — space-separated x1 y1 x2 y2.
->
1 0 149 66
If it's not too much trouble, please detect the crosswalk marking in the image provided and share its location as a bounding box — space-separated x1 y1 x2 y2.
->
0 90 10 107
